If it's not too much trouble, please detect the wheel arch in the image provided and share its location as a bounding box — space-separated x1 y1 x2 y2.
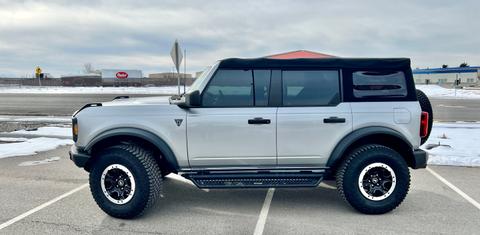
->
326 126 415 175
83 127 179 173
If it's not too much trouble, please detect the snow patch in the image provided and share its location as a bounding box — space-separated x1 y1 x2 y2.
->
10 126 72 138
0 137 73 159
416 85 480 99
422 122 480 167
0 115 71 123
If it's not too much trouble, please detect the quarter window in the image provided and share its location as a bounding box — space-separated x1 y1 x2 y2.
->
282 70 340 106
352 71 407 98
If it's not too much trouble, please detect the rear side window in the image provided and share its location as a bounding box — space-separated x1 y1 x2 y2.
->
202 70 253 107
352 71 407 98
282 70 340 106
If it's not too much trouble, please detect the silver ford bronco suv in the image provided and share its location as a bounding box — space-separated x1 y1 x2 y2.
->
69 58 432 218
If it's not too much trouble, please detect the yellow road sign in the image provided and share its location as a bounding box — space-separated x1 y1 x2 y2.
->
35 66 42 75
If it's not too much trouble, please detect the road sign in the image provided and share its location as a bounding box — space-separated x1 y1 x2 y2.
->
170 40 183 73
35 66 42 75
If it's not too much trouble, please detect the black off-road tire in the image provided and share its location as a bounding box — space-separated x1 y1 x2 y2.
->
89 144 162 219
336 144 410 214
416 89 433 145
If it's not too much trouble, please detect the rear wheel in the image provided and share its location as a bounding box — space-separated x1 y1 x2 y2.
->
416 89 433 145
89 144 162 219
336 144 410 214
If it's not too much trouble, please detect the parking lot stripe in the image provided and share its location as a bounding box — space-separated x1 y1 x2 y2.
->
0 183 88 230
427 168 480 210
253 188 275 235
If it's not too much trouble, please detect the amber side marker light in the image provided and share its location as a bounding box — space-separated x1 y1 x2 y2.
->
72 118 78 142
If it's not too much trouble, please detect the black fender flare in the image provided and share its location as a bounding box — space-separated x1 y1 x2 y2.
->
326 126 413 168
85 127 179 170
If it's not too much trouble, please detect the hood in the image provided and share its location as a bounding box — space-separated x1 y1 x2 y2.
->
102 96 171 106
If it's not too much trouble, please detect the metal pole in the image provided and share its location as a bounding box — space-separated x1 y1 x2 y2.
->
184 49 186 94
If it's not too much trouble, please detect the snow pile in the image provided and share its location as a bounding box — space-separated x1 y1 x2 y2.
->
11 126 72 138
0 86 182 94
0 137 73 159
416 85 480 99
422 122 480 167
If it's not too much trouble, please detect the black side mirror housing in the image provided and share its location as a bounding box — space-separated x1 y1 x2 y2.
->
180 90 201 108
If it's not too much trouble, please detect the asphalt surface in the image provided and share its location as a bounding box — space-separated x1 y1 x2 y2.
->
0 146 478 234
0 93 479 121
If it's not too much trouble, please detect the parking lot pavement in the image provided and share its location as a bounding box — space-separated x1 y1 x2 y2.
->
0 147 479 234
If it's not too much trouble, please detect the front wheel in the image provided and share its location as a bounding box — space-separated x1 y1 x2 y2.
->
89 144 163 219
336 144 410 214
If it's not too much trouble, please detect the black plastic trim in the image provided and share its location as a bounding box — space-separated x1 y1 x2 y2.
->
84 128 180 170
69 145 90 168
72 103 102 117
412 149 428 169
326 126 413 167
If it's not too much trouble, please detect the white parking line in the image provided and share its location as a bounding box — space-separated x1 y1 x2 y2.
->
427 168 480 210
0 183 88 230
253 188 275 235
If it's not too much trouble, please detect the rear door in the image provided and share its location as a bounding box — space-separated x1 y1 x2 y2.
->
187 69 277 167
276 70 352 166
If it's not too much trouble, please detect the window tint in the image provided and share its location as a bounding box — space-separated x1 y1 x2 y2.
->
282 70 340 106
202 70 253 107
254 70 271 106
352 71 407 98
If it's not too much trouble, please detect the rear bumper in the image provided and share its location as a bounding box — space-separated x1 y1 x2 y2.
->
69 145 90 168
412 149 428 169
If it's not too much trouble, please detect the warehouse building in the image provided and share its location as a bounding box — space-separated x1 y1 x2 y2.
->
101 69 143 86
413 67 479 86
148 72 194 86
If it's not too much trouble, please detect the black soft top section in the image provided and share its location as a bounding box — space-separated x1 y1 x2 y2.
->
218 58 411 70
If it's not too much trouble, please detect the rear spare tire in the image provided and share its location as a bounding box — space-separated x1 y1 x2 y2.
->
416 89 433 145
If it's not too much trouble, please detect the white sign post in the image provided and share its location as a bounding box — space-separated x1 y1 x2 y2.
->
170 40 183 95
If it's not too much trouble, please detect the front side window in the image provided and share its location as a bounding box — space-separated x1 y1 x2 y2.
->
352 71 407 98
282 70 340 106
202 69 254 107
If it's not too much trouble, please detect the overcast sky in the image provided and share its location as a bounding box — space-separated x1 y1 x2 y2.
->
0 0 478 77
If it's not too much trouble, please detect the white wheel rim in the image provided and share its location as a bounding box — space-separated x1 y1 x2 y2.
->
358 162 396 201
100 164 136 205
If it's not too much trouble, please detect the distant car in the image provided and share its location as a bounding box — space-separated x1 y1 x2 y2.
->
70 57 432 218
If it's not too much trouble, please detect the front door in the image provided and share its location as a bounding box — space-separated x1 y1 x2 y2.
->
187 69 277 167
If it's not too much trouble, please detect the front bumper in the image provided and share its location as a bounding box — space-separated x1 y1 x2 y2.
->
412 149 428 169
69 145 91 168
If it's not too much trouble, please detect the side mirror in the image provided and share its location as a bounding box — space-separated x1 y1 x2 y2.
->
185 90 201 107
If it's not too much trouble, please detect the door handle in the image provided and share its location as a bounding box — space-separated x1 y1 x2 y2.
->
323 117 346 123
248 117 271 125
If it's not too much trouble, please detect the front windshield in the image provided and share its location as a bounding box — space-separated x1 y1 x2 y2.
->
187 62 218 93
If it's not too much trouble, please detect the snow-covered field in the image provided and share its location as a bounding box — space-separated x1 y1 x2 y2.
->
0 85 181 94
422 122 480 167
0 137 72 159
416 85 480 99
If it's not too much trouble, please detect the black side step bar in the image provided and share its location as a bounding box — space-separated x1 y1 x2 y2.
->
184 172 324 189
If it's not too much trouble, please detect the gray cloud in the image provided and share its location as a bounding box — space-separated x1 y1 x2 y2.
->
0 0 478 77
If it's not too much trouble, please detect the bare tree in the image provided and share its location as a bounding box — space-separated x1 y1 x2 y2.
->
83 63 101 74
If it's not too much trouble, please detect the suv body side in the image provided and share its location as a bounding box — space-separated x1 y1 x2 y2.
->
73 57 421 171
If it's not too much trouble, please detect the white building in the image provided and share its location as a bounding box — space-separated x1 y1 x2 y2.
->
413 67 479 85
